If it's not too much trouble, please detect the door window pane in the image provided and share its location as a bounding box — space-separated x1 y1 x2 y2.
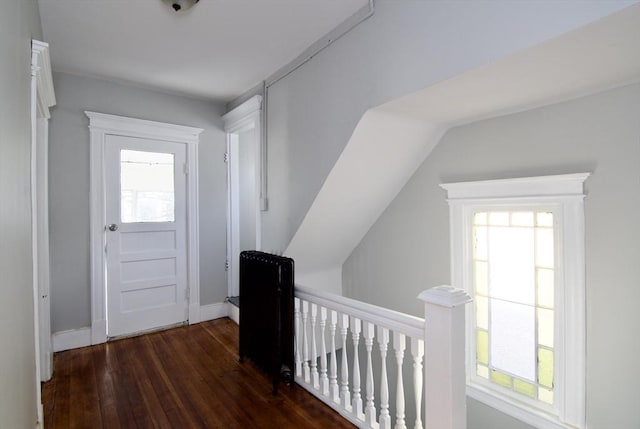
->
121 150 175 223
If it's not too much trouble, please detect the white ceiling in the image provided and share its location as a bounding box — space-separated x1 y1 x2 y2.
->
38 0 368 102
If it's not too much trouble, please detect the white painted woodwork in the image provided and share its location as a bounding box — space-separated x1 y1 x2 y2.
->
319 307 329 395
411 338 425 429
378 326 392 429
393 332 407 429
364 322 376 426
339 313 351 409
223 96 263 300
294 298 302 378
294 285 473 429
105 135 188 337
302 300 310 383
310 303 319 388
351 316 363 418
295 285 423 339
441 174 588 429
87 112 202 342
31 40 56 388
418 287 472 429
329 310 340 402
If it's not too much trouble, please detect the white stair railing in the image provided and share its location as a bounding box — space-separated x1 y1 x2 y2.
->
294 284 471 429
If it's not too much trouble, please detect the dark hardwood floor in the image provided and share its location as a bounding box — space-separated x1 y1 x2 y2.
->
42 318 355 429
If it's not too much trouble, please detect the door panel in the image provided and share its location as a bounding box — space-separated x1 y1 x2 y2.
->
105 134 187 337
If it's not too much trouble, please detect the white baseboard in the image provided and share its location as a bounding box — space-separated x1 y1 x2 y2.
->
200 302 229 322
228 302 240 325
52 327 91 352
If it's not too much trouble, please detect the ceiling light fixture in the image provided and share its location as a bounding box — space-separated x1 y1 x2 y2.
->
162 0 199 13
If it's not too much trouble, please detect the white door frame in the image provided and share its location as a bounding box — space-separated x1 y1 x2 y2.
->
222 95 263 298
31 39 56 426
87 112 203 343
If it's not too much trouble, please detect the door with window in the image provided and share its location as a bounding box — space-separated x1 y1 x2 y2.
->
105 134 188 337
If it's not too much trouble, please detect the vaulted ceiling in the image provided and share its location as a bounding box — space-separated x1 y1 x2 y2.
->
38 0 368 102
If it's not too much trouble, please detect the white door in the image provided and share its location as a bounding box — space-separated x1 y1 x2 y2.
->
105 134 188 337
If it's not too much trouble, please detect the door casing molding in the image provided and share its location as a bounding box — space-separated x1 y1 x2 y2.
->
86 111 203 343
222 95 263 298
31 39 56 427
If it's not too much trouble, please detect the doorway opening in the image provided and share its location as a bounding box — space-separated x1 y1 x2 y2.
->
223 95 263 306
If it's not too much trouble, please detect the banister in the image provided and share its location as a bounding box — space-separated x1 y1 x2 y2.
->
295 284 424 340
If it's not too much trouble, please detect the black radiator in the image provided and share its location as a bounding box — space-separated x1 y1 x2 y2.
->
238 251 294 394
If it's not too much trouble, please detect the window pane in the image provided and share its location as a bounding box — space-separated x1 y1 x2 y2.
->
474 226 488 261
538 348 554 388
477 330 489 365
489 226 535 305
537 308 554 348
535 228 554 268
536 212 553 227
537 268 554 309
490 370 512 388
475 261 488 296
489 212 510 226
476 295 488 330
511 212 534 227
491 299 535 381
474 212 487 226
514 379 536 398
477 364 489 379
538 387 554 405
121 150 175 223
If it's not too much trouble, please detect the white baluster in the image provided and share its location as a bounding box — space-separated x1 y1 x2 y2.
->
364 322 377 426
411 338 425 429
319 307 329 396
310 303 319 388
378 326 391 429
294 298 302 377
329 310 339 403
339 313 351 409
351 317 363 418
302 300 310 383
394 332 407 429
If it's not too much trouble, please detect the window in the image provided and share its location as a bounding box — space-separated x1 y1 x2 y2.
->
120 149 175 223
441 174 588 429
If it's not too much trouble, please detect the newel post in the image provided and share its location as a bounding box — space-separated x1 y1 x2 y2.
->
417 286 472 429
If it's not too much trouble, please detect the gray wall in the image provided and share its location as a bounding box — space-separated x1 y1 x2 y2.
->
0 0 43 426
343 83 640 428
49 72 228 333
260 0 637 253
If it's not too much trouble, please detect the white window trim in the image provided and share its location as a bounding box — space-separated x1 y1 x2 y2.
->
441 173 589 429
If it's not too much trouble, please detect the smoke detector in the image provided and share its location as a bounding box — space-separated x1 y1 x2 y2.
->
163 0 200 13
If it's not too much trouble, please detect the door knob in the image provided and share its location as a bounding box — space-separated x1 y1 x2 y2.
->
108 224 118 232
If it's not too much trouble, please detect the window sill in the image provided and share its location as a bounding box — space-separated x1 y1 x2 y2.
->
467 384 580 429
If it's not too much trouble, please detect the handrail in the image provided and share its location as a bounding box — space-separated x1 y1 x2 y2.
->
295 284 424 339
293 283 472 429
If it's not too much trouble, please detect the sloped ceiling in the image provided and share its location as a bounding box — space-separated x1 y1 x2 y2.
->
38 0 369 102
285 4 640 293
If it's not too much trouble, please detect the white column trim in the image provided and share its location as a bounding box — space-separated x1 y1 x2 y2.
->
86 112 203 341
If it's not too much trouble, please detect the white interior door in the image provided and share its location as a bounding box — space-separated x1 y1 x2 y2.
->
105 134 188 337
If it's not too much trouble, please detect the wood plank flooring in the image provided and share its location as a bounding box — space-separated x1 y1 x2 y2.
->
42 318 355 429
